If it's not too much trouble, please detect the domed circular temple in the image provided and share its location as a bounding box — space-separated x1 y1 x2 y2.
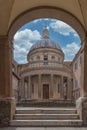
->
27 27 64 62
18 28 72 101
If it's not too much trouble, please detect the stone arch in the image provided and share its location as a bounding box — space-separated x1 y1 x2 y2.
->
8 6 85 42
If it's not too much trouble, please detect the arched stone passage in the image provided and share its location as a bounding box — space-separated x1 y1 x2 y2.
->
0 6 87 126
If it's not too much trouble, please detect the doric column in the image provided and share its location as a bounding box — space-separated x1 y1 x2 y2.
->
27 75 31 99
18 79 22 100
21 78 25 99
60 76 64 99
67 78 71 100
24 80 28 99
38 75 41 99
50 74 53 98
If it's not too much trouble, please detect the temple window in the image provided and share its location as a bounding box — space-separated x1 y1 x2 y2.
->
44 55 48 61
43 55 48 65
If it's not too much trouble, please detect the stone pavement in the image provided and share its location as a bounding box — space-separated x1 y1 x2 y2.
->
0 127 87 130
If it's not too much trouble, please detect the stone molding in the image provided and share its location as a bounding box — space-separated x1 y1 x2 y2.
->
76 97 87 125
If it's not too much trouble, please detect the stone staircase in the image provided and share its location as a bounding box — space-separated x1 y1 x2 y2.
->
10 106 82 126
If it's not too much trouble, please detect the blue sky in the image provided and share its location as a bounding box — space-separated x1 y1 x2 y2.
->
13 18 81 64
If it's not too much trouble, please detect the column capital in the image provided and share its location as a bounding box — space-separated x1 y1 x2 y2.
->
0 35 12 41
0 35 10 43
0 35 8 39
0 35 13 49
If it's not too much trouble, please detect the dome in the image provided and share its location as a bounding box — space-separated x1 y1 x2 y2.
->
29 27 62 52
30 39 62 52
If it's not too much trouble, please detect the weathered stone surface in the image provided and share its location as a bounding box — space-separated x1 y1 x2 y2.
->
0 99 16 127
0 100 11 127
82 98 87 125
76 97 87 125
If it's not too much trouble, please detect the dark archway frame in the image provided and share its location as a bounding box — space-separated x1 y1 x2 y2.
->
8 6 85 41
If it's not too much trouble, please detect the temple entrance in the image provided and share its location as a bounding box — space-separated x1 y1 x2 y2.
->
43 84 49 99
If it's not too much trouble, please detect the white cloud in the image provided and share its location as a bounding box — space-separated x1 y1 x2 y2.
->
62 42 80 61
32 18 50 23
13 29 41 63
14 29 41 42
32 19 42 23
50 20 78 36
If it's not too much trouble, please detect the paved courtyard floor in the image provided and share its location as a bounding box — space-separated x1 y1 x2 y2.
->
0 127 87 130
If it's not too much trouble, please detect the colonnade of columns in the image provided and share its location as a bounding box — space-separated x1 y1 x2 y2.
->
19 74 72 100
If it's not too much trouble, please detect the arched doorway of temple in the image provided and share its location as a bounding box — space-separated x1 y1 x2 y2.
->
43 84 49 99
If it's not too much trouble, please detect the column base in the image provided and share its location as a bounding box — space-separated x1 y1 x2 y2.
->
0 97 16 127
76 97 87 125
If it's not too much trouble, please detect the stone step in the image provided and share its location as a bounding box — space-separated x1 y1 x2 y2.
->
13 113 79 120
12 106 81 126
16 107 77 114
10 119 82 126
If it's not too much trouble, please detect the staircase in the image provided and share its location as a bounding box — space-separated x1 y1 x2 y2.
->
10 106 82 126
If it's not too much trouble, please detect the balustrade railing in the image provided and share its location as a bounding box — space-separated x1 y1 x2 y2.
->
20 61 71 72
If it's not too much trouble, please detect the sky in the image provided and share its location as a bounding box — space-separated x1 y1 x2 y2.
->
13 18 81 64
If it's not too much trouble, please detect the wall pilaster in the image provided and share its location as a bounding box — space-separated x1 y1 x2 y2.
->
0 36 16 126
21 78 25 99
38 75 41 99
50 74 53 98
27 75 31 99
60 76 64 99
67 78 72 100
76 34 87 125
0 36 13 97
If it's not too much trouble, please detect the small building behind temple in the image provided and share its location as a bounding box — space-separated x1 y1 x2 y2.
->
13 28 82 102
